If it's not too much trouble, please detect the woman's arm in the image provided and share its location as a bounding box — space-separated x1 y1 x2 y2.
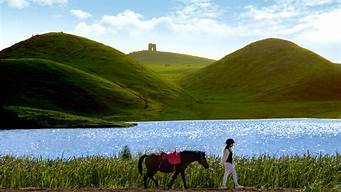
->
221 148 230 164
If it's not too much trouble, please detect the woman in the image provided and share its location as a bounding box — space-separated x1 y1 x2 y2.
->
221 138 243 189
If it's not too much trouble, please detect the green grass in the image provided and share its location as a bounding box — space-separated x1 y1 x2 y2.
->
5 106 132 128
0 58 144 115
169 96 341 121
0 153 339 190
128 50 215 83
0 32 189 127
0 33 181 101
178 38 341 119
182 38 341 98
128 50 215 66
141 63 208 83
1 34 341 127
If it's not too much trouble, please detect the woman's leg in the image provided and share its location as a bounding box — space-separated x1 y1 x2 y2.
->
226 162 239 186
222 162 231 187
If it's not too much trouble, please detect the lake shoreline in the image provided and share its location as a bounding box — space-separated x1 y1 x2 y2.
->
2 117 340 130
0 123 137 130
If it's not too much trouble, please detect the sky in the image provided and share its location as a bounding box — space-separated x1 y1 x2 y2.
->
1 0 341 62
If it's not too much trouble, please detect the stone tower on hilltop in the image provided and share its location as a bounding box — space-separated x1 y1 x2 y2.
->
148 43 157 51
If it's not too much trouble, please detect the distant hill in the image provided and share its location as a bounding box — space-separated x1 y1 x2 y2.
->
128 50 215 66
0 32 184 127
128 50 215 82
180 38 341 118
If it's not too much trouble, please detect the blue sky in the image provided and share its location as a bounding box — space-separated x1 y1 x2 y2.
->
1 0 341 62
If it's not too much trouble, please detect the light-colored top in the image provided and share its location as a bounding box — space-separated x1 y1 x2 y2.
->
221 147 232 164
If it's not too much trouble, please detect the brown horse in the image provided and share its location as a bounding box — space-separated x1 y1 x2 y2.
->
138 150 209 189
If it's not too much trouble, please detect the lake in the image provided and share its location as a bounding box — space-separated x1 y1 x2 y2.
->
0 118 340 159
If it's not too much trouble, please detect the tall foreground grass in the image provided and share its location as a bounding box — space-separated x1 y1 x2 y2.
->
0 153 339 190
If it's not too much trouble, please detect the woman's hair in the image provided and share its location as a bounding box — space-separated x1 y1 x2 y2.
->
225 138 235 147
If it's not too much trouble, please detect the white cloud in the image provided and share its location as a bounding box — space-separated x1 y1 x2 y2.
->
70 0 341 62
70 9 91 20
241 0 341 37
74 0 238 37
240 0 341 62
71 0 239 58
243 4 298 21
174 0 222 20
2 0 67 9
300 0 335 6
2 0 29 8
75 22 107 36
295 8 341 43
277 0 339 7
101 10 155 32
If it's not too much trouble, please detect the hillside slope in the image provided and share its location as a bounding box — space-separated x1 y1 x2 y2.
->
128 50 215 82
180 38 341 119
183 38 341 101
0 58 144 114
0 33 180 101
128 50 215 65
0 33 187 127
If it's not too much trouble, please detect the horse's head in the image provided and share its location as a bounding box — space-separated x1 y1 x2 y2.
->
198 151 209 169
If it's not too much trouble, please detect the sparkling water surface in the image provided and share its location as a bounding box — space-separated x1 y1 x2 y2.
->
0 119 340 158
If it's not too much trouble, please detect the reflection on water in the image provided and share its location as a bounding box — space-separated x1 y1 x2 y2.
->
0 118 340 158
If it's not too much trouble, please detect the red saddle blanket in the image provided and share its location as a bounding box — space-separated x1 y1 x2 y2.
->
160 151 181 165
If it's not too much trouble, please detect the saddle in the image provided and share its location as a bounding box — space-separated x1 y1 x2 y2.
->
160 151 181 165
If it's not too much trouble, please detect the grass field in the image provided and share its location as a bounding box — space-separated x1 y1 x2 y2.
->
142 63 208 83
4 106 132 128
128 50 215 83
0 153 339 191
164 95 341 120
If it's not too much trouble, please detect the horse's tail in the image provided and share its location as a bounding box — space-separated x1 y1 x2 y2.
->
138 154 147 175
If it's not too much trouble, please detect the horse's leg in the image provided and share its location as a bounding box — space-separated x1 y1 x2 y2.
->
150 175 158 188
143 173 148 189
180 171 187 189
145 170 158 189
168 171 179 189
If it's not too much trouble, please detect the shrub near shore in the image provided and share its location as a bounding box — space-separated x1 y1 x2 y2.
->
0 152 339 191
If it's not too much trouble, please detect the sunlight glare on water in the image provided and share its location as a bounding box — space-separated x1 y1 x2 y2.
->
0 119 340 158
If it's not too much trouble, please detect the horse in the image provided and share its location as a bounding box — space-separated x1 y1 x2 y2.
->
138 150 209 189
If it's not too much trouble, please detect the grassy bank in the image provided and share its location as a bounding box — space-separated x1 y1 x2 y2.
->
3 106 133 128
0 153 339 191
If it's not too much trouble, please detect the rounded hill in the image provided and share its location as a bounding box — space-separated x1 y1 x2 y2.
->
0 32 185 126
0 33 180 101
182 38 341 101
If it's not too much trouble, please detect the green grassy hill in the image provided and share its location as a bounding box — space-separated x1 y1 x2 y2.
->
0 32 186 127
128 50 215 82
181 38 341 119
1 34 340 126
0 58 144 114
